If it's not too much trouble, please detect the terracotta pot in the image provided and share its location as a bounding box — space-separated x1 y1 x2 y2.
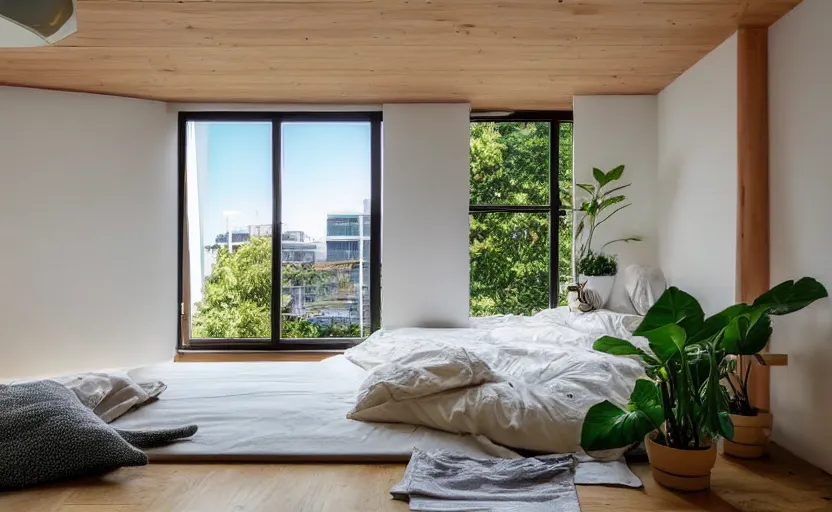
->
723 411 773 459
645 431 717 492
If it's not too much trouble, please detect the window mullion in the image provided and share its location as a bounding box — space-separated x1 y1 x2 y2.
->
271 116 282 345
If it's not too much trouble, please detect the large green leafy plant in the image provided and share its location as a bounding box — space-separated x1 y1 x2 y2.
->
573 165 641 277
581 278 827 452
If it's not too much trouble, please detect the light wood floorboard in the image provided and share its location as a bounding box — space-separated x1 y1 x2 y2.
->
3 444 830 512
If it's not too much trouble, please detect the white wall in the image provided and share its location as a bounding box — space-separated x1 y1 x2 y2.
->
769 0 832 474
0 87 177 379
381 104 471 329
657 34 738 315
573 96 658 268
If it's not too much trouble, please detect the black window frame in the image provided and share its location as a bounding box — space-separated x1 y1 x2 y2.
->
177 111 382 351
468 111 573 310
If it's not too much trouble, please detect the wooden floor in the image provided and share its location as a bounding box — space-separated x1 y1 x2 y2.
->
3 444 830 512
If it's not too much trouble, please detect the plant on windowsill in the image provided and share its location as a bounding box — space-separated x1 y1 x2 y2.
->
571 165 642 306
580 278 827 492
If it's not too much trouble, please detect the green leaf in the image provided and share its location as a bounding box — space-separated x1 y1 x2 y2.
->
592 167 606 187
593 336 660 366
641 324 687 364
606 165 625 182
599 236 643 252
581 380 663 451
630 379 664 428
720 313 773 355
580 199 597 215
753 277 828 316
634 287 705 338
689 304 749 344
598 195 626 211
576 183 595 195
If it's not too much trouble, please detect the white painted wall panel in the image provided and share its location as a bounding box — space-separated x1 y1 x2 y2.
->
0 87 177 379
381 104 471 328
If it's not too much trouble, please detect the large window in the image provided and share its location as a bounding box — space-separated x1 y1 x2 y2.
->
180 113 381 349
469 114 573 316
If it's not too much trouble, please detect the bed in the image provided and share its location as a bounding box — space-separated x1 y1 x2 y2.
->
114 308 645 466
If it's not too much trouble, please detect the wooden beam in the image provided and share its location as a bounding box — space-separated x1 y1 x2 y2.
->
737 26 770 411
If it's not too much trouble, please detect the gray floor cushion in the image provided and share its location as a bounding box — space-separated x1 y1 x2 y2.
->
0 380 196 489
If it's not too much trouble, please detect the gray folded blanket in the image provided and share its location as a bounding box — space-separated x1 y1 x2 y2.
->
391 449 582 512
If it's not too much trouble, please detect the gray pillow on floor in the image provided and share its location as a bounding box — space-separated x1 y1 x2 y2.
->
0 380 196 489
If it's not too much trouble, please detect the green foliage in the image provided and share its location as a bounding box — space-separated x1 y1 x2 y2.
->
573 165 641 275
192 237 273 339
577 251 617 277
469 122 573 315
581 278 827 452
321 323 361 337
192 237 358 339
281 318 362 339
281 317 320 339
283 263 330 288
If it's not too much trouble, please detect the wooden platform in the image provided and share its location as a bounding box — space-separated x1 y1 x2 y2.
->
2 444 830 512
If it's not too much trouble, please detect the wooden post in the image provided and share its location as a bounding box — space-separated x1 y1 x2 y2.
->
737 27 770 411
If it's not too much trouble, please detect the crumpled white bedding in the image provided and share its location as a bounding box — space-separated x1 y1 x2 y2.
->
346 308 645 458
55 372 166 423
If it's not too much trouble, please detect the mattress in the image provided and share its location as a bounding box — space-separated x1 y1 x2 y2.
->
114 357 515 462
114 355 642 487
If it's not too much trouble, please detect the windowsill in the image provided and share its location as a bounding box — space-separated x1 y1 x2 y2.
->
175 350 342 363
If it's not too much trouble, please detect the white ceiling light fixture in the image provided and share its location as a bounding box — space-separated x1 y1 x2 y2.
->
0 0 77 48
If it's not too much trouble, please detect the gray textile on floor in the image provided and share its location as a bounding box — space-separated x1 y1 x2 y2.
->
0 380 197 490
574 454 642 488
391 449 582 512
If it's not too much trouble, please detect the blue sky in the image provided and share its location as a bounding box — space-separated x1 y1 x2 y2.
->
200 121 371 241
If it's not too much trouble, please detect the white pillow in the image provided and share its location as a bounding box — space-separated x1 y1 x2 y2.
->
604 264 667 316
605 270 638 315
626 265 667 315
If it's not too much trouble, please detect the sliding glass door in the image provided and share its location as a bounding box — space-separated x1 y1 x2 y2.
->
179 113 381 350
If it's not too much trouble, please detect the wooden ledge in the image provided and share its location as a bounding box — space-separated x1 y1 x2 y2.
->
175 351 340 363
756 353 788 367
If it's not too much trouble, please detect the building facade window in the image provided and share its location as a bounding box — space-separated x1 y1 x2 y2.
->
180 112 381 350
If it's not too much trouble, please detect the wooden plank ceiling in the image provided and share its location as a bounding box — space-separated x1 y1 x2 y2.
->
0 0 801 109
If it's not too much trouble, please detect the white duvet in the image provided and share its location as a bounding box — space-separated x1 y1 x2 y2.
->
345 308 645 457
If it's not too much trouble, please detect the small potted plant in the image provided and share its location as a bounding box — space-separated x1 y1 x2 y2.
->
580 278 827 492
573 165 641 306
720 356 774 458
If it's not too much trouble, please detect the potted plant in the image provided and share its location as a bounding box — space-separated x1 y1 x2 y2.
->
720 356 773 458
580 278 827 492
573 165 641 305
